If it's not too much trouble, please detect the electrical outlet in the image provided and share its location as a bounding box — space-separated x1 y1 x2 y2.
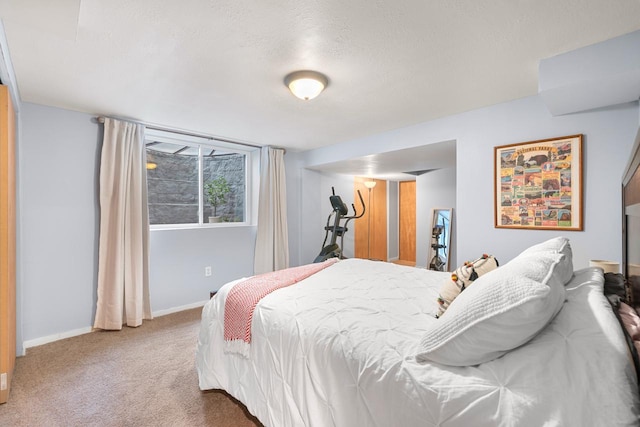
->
205 266 212 277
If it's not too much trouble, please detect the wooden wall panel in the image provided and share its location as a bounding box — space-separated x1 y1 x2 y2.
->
0 85 16 404
354 178 387 261
399 181 416 263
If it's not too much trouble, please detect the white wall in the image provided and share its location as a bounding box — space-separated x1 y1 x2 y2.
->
455 98 637 267
149 226 255 311
416 168 456 268
284 151 304 267
539 30 640 116
297 168 323 265
288 96 639 271
19 102 257 347
20 103 101 344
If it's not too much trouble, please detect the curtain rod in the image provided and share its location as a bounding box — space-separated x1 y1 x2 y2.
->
95 116 285 152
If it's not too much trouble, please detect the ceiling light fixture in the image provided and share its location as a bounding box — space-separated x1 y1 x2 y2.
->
284 70 328 101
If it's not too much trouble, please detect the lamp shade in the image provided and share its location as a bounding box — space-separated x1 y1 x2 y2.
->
364 180 377 189
284 70 328 100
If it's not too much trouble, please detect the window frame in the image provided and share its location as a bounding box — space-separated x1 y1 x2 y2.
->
145 129 256 230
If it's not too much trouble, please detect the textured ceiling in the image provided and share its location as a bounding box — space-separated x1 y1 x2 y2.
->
2 0 640 152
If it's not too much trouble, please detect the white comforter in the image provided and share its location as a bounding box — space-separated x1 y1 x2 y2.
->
196 259 640 426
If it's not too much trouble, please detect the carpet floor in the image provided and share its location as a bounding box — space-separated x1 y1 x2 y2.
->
0 308 262 427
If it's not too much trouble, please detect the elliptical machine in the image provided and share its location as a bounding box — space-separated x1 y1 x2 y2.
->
314 187 365 263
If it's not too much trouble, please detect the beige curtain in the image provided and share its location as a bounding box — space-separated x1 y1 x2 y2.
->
254 146 289 274
94 118 152 330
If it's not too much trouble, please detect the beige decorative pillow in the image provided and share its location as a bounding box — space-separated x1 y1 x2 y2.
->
436 254 499 318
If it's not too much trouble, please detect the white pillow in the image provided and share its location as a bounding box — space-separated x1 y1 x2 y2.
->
416 251 567 366
519 236 569 254
519 236 573 285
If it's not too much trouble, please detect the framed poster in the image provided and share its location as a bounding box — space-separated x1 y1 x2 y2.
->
494 134 583 231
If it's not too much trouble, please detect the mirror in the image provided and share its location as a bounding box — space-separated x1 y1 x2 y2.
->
428 208 452 271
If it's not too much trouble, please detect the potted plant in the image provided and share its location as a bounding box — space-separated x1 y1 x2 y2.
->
204 176 231 223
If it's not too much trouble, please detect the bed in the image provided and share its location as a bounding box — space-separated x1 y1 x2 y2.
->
197 129 640 427
196 237 640 426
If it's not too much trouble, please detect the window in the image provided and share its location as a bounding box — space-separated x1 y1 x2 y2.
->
145 130 253 227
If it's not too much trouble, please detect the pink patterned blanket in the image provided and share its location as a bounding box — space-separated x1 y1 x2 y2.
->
223 258 339 357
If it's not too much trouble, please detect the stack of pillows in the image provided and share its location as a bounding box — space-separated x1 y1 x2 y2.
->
417 236 573 366
435 254 500 318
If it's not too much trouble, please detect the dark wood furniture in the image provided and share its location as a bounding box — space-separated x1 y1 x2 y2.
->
623 128 640 307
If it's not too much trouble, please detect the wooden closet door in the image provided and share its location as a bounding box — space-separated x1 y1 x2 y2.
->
398 181 416 263
0 84 16 404
354 178 387 261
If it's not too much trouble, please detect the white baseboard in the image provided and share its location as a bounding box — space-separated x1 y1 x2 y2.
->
152 300 209 317
23 326 94 350
22 300 210 351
